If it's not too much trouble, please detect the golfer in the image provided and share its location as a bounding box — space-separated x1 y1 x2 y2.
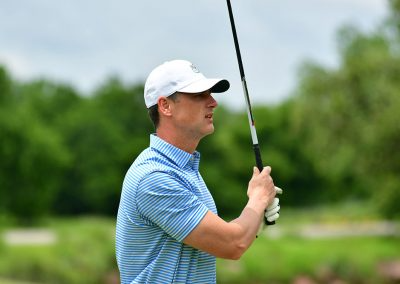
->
116 59 282 284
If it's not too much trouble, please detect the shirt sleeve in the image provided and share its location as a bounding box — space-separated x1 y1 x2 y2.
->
136 171 209 242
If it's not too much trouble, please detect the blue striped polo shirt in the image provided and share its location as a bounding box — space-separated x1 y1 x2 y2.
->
116 134 218 284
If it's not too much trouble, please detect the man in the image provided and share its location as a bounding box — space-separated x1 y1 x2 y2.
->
116 59 282 283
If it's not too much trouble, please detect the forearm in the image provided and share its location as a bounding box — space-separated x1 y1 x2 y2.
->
183 202 264 260
229 200 265 255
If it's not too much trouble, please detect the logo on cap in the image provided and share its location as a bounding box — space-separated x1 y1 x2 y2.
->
190 64 200 73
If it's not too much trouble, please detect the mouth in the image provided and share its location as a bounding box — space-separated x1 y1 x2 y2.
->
205 113 213 119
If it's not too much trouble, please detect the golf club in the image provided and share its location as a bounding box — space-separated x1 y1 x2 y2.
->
226 0 275 225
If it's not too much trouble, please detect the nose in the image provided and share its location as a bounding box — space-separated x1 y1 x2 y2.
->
207 94 218 108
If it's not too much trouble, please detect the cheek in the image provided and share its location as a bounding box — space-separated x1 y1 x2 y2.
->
182 105 202 120
172 101 204 123
175 108 197 123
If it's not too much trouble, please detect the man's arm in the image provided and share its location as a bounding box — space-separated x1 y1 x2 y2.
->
183 166 276 260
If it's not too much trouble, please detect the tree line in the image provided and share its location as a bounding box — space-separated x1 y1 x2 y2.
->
1 0 399 223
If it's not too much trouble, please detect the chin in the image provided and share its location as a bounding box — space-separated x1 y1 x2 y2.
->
200 127 215 138
205 127 215 136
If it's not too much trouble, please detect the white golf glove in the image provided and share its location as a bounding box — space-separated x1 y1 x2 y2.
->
265 186 283 222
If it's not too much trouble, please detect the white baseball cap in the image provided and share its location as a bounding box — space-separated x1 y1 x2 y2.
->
144 59 230 108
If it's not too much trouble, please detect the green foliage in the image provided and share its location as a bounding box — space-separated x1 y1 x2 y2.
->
0 96 70 224
0 66 12 105
0 0 399 221
291 22 400 217
1 216 398 283
52 78 153 215
0 217 117 283
217 236 400 284
389 0 400 34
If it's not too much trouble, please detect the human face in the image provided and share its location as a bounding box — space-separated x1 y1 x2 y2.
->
169 90 218 140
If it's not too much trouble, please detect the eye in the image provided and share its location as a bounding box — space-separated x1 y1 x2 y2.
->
195 91 210 98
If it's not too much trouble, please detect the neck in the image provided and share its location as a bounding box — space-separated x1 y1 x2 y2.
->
156 127 199 154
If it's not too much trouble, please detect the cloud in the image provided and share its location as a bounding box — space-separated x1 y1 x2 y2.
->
0 50 33 80
0 0 388 109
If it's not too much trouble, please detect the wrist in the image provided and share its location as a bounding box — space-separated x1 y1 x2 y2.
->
245 198 266 218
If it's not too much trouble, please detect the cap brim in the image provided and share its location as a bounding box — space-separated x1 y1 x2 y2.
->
178 78 230 94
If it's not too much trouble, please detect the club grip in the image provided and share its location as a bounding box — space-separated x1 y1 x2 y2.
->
253 144 263 172
253 144 275 226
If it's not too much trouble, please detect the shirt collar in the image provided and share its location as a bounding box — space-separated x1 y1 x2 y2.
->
150 134 201 170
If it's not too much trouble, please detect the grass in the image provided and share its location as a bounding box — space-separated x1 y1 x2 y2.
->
216 202 400 283
217 236 400 283
0 205 398 284
0 279 39 284
0 217 118 284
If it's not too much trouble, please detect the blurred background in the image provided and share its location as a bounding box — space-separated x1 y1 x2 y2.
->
0 0 399 283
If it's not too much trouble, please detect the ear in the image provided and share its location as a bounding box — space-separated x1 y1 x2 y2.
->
158 97 173 116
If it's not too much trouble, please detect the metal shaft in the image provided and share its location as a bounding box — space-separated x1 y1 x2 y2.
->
226 0 275 225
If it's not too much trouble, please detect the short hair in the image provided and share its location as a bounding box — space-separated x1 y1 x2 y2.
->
147 92 180 129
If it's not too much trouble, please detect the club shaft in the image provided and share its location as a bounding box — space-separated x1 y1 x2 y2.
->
226 0 275 225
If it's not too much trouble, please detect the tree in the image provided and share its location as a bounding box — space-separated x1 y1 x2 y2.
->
0 66 12 105
54 77 153 215
0 106 69 223
291 20 400 217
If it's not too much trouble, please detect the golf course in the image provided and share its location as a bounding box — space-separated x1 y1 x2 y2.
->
1 0 400 283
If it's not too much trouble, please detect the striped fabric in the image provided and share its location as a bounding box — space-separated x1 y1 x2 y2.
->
116 134 218 284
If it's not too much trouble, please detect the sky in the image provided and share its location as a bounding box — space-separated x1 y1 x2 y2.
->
0 0 389 110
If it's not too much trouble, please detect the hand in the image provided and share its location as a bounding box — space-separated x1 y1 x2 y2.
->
265 186 283 222
247 166 276 213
